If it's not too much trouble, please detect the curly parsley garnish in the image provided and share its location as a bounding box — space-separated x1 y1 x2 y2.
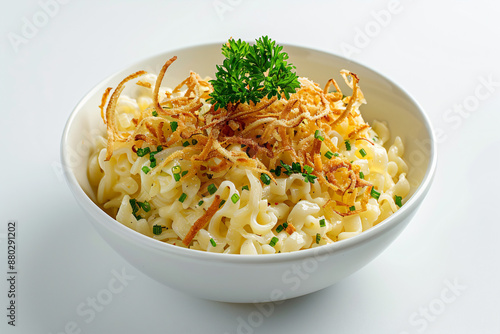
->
207 36 301 111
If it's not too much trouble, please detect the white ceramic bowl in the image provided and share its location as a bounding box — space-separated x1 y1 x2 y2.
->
61 43 437 303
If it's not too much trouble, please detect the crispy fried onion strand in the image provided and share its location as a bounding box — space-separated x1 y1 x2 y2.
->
100 59 376 241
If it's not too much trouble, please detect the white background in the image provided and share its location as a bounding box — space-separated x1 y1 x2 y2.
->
1 0 499 333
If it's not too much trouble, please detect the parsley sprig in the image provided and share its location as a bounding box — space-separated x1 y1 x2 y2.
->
207 36 301 110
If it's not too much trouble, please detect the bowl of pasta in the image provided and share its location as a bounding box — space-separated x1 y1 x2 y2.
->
61 38 436 303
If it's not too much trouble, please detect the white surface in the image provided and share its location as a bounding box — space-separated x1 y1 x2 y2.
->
0 0 498 333
61 43 436 303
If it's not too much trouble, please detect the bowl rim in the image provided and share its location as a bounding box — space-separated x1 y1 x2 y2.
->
61 42 437 264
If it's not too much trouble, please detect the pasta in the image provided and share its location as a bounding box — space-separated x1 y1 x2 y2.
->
87 57 410 254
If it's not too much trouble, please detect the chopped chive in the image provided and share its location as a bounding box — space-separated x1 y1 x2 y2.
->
314 129 324 141
142 166 150 174
135 215 142 220
315 233 321 244
260 173 271 185
152 110 158 117
371 187 381 200
359 171 365 179
349 206 356 211
179 193 187 203
198 200 204 206
207 183 217 195
192 139 198 145
210 238 217 247
156 145 163 152
182 141 190 147
345 140 351 151
173 173 181 182
231 193 240 204
181 170 188 177
283 222 289 229
219 199 226 208
172 166 181 174
395 195 403 207
320 219 326 227
242 185 249 191
276 225 284 233
129 199 138 214
334 152 340 157
152 224 162 235
136 147 151 157
325 151 334 159
170 121 178 132
138 200 151 212
269 236 279 247
150 160 156 168
359 148 367 157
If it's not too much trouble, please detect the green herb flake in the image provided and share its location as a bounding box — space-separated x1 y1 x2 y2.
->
269 236 279 247
395 195 403 207
276 225 284 233
260 173 271 185
315 233 321 244
198 200 204 206
219 199 226 208
142 166 151 174
270 165 282 177
359 171 365 179
181 170 188 177
325 151 334 159
170 121 178 132
303 165 314 174
345 140 351 151
173 173 181 182
182 141 190 147
242 185 249 191
359 148 367 157
320 219 326 227
152 110 158 117
349 206 356 211
231 193 240 204
314 130 325 141
210 238 217 247
179 193 187 203
152 225 162 235
207 183 217 195
192 139 198 145
371 188 381 200
136 147 151 157
138 201 151 212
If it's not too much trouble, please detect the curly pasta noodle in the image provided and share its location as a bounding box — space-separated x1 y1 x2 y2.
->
88 57 410 254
